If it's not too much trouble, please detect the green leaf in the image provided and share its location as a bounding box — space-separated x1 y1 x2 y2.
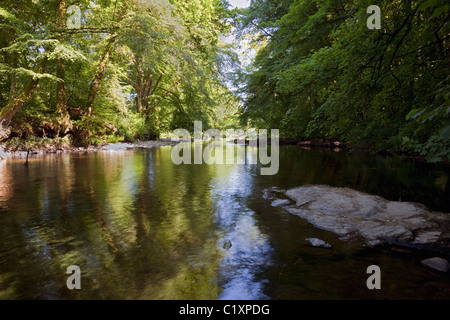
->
439 126 450 139
417 0 440 11
406 109 425 120
432 5 449 18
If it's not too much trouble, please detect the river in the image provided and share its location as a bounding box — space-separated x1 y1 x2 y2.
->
0 143 449 299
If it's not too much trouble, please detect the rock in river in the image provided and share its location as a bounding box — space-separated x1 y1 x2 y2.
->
271 199 292 207
306 238 332 249
265 185 450 252
420 257 450 273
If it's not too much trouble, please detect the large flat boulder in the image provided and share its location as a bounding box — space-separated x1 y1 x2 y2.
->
265 185 450 252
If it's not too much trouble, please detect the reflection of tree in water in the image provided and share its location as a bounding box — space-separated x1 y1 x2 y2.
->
0 161 13 205
0 155 82 299
65 149 222 299
0 150 221 299
274 147 449 212
0 146 448 299
134 147 221 299
443 165 450 211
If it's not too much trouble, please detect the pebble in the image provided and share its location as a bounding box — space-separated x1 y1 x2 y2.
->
306 238 332 249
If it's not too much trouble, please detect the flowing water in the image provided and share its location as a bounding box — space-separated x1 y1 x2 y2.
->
0 144 449 299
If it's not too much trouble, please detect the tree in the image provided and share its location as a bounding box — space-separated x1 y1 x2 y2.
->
0 0 239 144
238 0 449 161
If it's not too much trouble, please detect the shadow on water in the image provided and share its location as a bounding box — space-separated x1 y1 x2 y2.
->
0 144 448 299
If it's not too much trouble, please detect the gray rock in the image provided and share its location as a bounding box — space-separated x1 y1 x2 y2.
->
271 199 291 207
306 238 332 249
223 239 232 250
420 257 450 273
413 231 441 244
266 185 450 251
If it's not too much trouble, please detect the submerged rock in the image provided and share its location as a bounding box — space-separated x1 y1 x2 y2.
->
420 257 450 273
265 185 450 252
306 238 332 249
223 239 232 250
271 199 292 207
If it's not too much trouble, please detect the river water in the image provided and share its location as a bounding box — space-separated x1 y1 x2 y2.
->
0 143 449 299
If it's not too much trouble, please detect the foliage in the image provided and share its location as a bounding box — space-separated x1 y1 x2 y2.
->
1 0 448 162
238 0 449 161
0 0 240 145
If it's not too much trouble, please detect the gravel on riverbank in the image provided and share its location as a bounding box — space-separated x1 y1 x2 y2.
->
0 140 178 159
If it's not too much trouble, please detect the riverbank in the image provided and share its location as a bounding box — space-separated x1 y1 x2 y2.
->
278 137 449 164
230 137 445 164
1 136 447 165
0 139 178 159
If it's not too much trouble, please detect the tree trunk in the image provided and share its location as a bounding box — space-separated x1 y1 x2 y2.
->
9 55 17 101
154 106 160 130
0 58 49 141
85 35 117 116
143 73 163 111
133 59 145 114
136 91 143 113
136 70 144 113
67 107 122 136
146 78 180 134
55 0 72 135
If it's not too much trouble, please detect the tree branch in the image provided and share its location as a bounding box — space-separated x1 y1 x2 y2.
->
249 21 273 38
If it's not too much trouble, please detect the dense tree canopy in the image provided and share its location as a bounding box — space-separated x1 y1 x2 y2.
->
0 0 240 145
0 0 448 162
237 0 449 161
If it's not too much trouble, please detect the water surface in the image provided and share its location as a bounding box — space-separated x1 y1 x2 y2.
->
0 144 449 299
